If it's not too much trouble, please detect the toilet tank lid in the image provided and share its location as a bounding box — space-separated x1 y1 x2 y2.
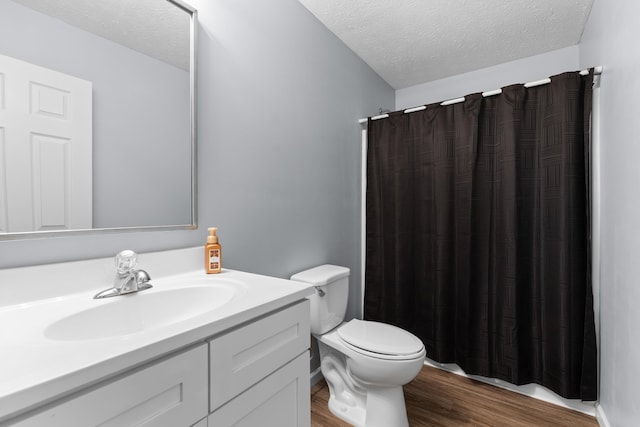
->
290 264 350 285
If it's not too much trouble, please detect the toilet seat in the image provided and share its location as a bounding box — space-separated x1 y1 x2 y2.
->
337 319 424 360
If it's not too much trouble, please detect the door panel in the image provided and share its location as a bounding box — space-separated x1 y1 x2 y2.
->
0 53 92 232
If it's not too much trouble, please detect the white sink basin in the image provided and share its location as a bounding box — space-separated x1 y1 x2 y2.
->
45 282 243 341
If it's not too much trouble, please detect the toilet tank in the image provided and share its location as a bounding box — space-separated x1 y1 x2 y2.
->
290 264 350 335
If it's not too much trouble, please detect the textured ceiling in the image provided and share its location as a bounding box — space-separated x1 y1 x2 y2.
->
298 0 594 89
10 0 190 70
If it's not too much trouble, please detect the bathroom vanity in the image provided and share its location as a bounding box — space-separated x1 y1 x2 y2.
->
0 248 313 426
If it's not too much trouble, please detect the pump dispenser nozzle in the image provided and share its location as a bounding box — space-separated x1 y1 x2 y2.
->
207 227 219 244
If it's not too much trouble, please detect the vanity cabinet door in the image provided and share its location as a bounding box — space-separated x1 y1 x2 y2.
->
209 300 310 411
14 344 208 427
208 351 309 427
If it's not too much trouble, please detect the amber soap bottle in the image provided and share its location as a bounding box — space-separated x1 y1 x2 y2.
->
205 227 222 274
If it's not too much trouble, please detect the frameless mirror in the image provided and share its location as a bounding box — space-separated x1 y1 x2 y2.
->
0 0 197 240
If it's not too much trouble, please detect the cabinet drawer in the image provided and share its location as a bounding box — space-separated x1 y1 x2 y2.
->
208 351 310 427
14 344 208 427
209 300 310 411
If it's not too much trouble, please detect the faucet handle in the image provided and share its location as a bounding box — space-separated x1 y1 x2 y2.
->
134 269 151 285
134 269 153 291
115 250 138 274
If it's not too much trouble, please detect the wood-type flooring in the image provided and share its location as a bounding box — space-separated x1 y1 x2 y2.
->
310 365 598 426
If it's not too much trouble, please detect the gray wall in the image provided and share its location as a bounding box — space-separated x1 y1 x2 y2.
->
396 46 580 110
580 0 640 425
190 0 392 320
0 0 191 228
0 0 393 325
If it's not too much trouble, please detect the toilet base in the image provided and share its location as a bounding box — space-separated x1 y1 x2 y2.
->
327 385 409 427
321 351 367 426
364 386 409 427
318 338 413 427
327 394 366 427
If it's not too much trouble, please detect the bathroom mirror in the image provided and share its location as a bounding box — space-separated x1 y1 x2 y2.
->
0 0 197 240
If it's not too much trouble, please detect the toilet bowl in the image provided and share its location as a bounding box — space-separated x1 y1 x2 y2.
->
291 265 426 427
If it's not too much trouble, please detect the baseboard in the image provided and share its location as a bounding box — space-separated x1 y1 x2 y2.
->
310 366 324 387
423 358 597 417
595 403 611 427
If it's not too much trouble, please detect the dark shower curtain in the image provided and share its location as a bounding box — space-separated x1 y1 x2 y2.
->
364 71 597 400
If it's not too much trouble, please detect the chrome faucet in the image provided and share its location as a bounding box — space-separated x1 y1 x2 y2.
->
94 250 152 299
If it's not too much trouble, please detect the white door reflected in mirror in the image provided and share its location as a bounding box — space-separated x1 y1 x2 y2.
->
0 53 92 232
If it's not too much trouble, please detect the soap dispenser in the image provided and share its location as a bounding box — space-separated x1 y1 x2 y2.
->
205 227 222 274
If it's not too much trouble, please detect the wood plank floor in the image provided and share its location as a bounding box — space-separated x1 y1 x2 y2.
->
311 365 598 426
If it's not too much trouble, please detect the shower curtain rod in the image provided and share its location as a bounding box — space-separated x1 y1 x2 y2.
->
359 66 603 124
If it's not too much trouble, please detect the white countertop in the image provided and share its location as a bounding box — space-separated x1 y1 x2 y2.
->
0 248 313 422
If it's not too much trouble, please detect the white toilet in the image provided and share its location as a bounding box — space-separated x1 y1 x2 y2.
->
291 264 426 427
